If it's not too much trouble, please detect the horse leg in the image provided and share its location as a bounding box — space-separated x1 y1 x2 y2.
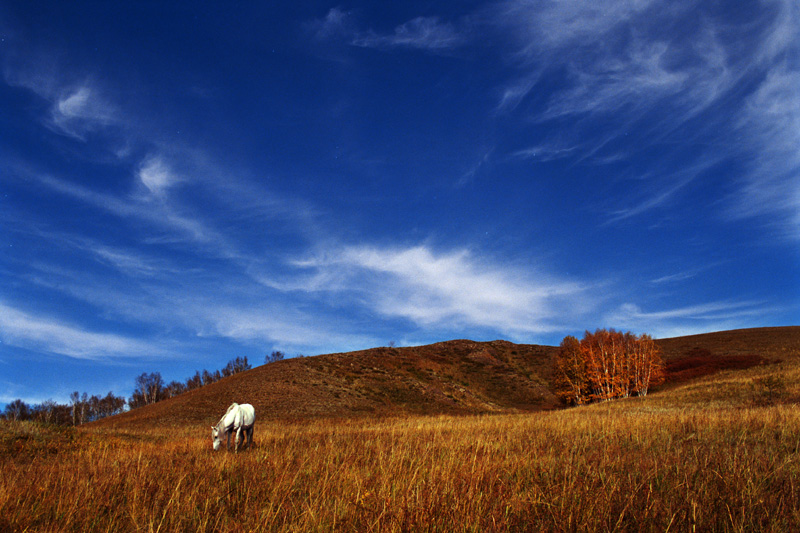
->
248 426 254 449
235 427 242 453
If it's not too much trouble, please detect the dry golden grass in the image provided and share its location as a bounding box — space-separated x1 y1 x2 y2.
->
3 396 799 531
4 328 799 531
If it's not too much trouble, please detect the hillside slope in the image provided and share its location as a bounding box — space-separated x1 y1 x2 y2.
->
92 326 800 429
657 326 800 360
94 340 558 428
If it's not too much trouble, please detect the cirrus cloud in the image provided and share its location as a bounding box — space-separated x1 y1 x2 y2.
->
294 244 591 337
138 155 182 196
308 8 468 53
0 303 163 360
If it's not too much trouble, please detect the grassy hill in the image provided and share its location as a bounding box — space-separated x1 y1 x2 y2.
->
93 340 559 428
92 326 800 429
657 326 800 360
5 326 800 531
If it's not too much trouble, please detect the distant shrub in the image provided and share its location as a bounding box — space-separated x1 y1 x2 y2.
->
751 375 787 406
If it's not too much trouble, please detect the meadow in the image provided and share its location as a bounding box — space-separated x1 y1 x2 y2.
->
2 394 799 531
4 329 800 532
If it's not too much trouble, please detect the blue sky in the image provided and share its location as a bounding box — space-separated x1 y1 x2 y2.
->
1 0 798 406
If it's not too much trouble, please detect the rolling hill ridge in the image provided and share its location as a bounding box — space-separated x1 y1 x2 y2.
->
92 326 800 429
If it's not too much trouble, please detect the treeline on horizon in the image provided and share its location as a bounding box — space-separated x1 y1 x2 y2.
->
5 329 669 425
1 352 287 425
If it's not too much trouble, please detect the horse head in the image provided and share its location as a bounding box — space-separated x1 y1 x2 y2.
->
211 426 222 451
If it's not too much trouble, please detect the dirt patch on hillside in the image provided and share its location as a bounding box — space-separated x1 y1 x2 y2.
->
664 348 773 384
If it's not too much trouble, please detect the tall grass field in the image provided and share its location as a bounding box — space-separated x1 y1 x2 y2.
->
4 329 800 532
3 397 799 531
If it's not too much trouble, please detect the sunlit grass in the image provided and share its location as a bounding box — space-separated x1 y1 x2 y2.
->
3 384 799 532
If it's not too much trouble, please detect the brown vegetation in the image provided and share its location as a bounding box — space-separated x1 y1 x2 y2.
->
83 326 800 429
553 330 664 405
2 327 799 531
91 340 559 429
663 349 769 383
656 326 800 361
2 403 799 531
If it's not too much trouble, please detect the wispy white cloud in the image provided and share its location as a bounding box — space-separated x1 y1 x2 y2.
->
512 139 579 162
755 0 800 63
649 260 726 285
4 53 322 256
496 74 539 113
455 148 494 187
305 7 356 42
352 16 467 51
138 155 182 196
492 0 656 104
198 305 377 353
604 300 773 339
295 244 591 337
9 225 189 280
3 63 118 140
20 259 375 355
649 272 698 285
90 246 176 278
6 218 372 354
493 0 799 236
51 85 118 139
0 303 162 359
731 64 800 239
56 86 93 118
494 0 734 124
501 0 656 51
542 41 690 121
8 160 244 259
604 156 722 224
308 8 468 53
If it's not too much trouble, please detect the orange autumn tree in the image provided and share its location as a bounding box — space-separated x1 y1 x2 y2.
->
553 335 586 405
553 329 664 405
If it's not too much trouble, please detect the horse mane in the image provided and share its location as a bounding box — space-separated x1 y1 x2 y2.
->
216 403 240 428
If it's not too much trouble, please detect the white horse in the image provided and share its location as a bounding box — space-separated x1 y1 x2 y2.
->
211 403 255 452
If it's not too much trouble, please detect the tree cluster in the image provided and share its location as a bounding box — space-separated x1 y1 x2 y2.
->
554 329 664 405
2 392 127 425
128 356 253 409
265 350 285 364
3 355 257 424
223 356 253 376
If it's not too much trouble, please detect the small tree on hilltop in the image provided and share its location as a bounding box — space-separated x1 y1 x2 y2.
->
4 399 30 421
265 350 285 364
223 356 252 376
130 372 164 408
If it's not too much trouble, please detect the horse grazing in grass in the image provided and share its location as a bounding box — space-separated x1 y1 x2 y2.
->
211 403 255 452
